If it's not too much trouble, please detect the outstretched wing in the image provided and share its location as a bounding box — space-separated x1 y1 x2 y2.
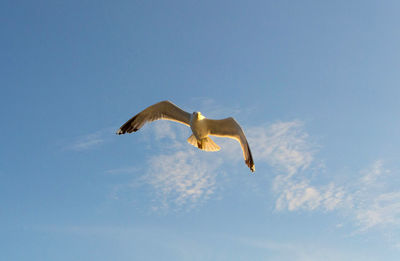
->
116 100 191 134
205 117 255 172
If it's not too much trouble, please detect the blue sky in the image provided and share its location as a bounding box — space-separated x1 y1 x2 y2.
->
1 0 400 260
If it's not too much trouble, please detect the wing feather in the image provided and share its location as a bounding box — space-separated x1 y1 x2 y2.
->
205 118 255 172
116 101 191 134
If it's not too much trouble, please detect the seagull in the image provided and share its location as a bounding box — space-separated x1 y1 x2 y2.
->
116 100 255 172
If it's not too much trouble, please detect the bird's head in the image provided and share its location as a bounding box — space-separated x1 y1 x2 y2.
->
192 111 205 120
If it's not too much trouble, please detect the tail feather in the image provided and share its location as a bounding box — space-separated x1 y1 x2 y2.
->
187 135 220 152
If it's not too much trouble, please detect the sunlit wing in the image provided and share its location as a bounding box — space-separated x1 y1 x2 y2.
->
205 117 255 172
116 100 191 134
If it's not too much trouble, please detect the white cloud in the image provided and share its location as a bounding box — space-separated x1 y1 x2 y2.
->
255 122 400 235
274 177 345 211
152 121 178 141
130 121 223 210
359 160 389 187
355 192 400 230
145 149 221 210
243 120 345 212
248 121 314 177
266 141 400 234
346 160 400 231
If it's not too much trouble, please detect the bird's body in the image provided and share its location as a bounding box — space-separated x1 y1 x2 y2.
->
188 112 221 151
117 101 255 172
190 112 207 139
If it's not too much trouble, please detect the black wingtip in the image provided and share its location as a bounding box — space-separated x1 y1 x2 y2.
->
245 159 255 173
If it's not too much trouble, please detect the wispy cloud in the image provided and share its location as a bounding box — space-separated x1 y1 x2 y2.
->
228 234 366 261
65 127 116 151
250 122 400 234
68 132 104 151
359 160 388 188
152 121 178 141
63 126 119 152
145 149 221 211
248 121 314 177
274 179 346 211
243 120 344 212
355 191 400 230
250 122 400 236
347 160 400 231
120 121 223 211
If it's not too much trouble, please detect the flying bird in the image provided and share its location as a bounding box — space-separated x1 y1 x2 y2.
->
116 101 255 172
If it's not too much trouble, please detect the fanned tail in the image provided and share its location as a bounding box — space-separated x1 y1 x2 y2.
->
187 134 220 152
